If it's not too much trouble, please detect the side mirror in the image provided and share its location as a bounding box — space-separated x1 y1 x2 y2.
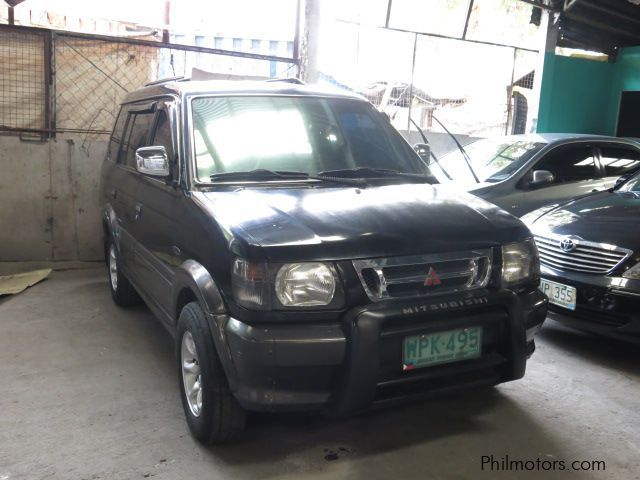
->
135 146 169 177
413 143 431 164
530 169 554 186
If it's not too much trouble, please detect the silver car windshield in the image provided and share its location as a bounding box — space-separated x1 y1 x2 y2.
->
190 96 427 182
431 138 545 185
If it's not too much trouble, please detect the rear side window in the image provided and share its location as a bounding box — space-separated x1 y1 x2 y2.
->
122 110 156 168
107 107 127 162
599 146 640 177
535 146 597 183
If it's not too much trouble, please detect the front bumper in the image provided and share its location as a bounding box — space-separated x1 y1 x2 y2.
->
541 266 640 344
214 289 547 412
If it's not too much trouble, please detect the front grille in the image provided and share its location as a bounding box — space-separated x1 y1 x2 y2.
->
353 249 493 302
534 235 632 274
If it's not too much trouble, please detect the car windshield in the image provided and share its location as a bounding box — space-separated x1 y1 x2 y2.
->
190 95 428 182
431 138 545 185
618 170 640 193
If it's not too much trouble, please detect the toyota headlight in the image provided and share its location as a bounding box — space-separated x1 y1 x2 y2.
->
622 262 640 280
502 239 540 289
275 262 336 307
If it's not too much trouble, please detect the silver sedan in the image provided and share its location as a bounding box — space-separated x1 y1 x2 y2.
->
429 134 640 217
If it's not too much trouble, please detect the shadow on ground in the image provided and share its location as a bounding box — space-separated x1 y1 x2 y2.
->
539 316 640 378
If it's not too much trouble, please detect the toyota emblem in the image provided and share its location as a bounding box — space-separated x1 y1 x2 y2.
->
560 238 576 252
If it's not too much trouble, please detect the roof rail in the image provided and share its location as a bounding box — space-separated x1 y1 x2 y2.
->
145 76 189 87
264 78 305 85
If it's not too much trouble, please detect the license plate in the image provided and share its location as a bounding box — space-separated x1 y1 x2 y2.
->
402 326 482 371
539 278 576 310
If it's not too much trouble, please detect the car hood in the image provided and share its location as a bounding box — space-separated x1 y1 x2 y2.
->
193 184 530 262
528 190 640 251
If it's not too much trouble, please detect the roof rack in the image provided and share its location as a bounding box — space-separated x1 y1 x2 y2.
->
145 76 305 87
145 76 189 87
264 78 305 85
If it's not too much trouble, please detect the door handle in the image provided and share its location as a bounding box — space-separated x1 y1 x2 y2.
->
134 203 143 220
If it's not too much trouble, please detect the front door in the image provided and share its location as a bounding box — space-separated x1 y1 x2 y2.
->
130 99 183 322
111 103 156 279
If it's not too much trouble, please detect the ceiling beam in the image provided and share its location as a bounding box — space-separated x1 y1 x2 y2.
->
518 0 561 12
578 0 640 28
563 10 640 42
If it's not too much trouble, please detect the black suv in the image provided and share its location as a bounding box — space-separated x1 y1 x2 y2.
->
100 79 547 443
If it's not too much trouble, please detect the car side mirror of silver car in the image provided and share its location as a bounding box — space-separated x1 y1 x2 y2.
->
530 169 554 186
136 146 170 177
413 143 431 164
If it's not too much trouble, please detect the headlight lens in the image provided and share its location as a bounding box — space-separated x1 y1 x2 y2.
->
622 262 640 279
502 239 540 288
232 258 268 309
275 262 336 307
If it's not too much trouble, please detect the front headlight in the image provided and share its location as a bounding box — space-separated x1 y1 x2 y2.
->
622 262 640 279
502 239 540 289
275 262 336 307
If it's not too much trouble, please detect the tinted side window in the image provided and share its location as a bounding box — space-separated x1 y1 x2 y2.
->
535 146 597 183
107 107 128 162
150 109 175 162
599 146 640 177
123 111 156 168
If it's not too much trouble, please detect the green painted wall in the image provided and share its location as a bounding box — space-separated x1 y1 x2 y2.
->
537 53 613 134
538 46 640 135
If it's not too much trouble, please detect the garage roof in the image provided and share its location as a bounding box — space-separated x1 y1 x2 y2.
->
556 0 640 56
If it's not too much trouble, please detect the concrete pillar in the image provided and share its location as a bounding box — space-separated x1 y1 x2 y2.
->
530 8 559 132
299 0 321 83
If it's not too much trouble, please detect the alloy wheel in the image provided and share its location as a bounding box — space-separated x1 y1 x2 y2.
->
109 244 118 292
181 331 203 417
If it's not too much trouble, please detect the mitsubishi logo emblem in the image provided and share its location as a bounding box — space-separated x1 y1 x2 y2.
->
560 238 576 252
424 267 442 286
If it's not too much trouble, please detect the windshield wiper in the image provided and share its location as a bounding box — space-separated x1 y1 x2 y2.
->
318 167 435 183
431 114 480 184
209 169 367 187
409 117 452 181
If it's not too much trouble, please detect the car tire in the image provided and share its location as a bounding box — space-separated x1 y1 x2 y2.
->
177 301 246 444
106 238 141 307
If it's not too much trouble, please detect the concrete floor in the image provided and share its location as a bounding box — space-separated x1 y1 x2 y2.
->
1 268 639 480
